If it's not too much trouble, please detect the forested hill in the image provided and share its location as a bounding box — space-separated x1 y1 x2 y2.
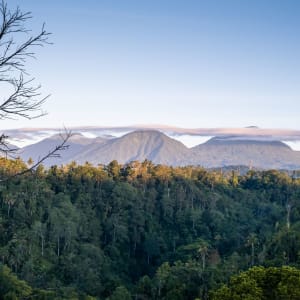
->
1 158 300 299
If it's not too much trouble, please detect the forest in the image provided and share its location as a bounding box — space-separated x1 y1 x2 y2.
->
1 158 300 299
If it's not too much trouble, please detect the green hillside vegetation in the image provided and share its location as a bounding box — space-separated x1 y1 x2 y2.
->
1 158 300 299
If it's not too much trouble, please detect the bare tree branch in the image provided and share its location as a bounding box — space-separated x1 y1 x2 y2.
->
32 130 72 167
0 75 48 119
0 130 72 182
0 1 70 175
0 133 17 156
0 0 51 127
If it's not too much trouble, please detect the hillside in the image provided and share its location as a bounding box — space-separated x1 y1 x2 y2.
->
68 130 190 166
14 130 300 169
18 133 106 166
189 137 300 169
1 160 300 299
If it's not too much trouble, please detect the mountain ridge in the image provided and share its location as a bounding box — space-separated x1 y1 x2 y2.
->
13 130 300 170
68 130 189 166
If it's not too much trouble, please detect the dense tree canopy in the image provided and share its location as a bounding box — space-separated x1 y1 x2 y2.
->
0 158 300 299
210 266 300 300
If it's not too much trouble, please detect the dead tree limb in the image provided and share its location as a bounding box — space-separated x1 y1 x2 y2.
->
0 1 70 175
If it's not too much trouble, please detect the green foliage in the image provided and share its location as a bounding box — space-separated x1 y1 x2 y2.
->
0 159 300 299
108 286 131 300
210 266 300 300
0 264 32 298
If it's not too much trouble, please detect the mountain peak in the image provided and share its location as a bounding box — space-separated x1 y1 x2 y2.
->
11 129 300 170
70 130 188 166
245 125 259 129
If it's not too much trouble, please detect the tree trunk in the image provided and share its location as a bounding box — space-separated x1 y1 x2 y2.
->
41 235 44 256
57 236 60 257
251 242 254 266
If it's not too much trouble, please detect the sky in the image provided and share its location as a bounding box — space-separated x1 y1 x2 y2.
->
2 0 300 129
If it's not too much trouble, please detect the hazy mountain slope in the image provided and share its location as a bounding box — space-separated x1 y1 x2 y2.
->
18 133 106 166
16 131 300 169
189 137 300 169
4 126 300 151
69 130 189 165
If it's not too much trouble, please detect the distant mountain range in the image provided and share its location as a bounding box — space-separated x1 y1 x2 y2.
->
189 137 300 169
12 128 300 170
5 125 300 147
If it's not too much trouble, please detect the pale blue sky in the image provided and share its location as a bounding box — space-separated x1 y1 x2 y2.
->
3 0 300 129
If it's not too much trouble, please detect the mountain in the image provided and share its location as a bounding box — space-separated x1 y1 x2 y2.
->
189 137 300 169
18 133 107 166
12 130 300 169
68 130 190 166
4 125 300 149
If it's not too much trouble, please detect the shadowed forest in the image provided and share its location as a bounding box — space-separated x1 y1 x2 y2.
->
1 158 300 299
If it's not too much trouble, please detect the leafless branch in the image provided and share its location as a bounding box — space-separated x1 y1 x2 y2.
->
0 130 72 181
0 0 51 123
0 75 48 120
0 133 17 156
18 130 72 175
0 1 51 74
0 0 53 157
0 1 71 176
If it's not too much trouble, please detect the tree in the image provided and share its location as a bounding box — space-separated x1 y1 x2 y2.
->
246 233 258 267
0 264 32 299
210 266 300 300
0 1 70 169
108 286 132 300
